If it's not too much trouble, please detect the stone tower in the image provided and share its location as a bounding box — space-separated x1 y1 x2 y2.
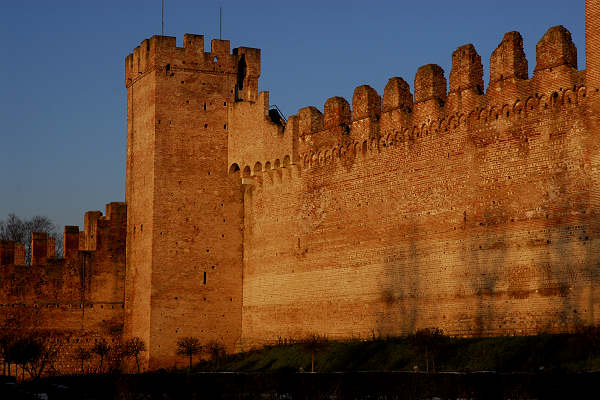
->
124 34 260 369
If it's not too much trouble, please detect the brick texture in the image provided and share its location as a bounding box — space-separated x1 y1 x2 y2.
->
229 23 600 348
2 1 600 374
0 203 126 374
124 35 259 369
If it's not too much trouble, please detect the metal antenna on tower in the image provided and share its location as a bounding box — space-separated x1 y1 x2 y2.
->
161 0 165 35
219 6 222 40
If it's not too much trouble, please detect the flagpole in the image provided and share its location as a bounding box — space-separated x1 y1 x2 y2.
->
161 0 165 35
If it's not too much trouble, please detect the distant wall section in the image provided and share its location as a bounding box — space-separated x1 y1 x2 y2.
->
0 202 126 374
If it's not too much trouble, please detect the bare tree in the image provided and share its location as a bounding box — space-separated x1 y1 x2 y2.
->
91 339 111 373
0 304 44 377
0 214 25 243
123 337 146 373
409 328 450 373
0 213 63 263
22 331 65 379
73 347 92 374
300 334 328 372
7 336 43 381
176 336 203 370
205 340 226 368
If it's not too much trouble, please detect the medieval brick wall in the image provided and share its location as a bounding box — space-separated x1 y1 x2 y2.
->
0 202 126 375
3 0 600 374
229 22 600 347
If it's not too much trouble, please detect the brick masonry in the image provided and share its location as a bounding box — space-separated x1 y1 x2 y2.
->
229 2 600 347
0 202 126 374
2 0 600 373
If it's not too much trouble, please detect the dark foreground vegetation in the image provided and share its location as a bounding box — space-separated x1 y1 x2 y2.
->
2 329 600 399
194 329 600 373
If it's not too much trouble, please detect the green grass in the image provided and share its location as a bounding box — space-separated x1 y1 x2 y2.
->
190 330 600 374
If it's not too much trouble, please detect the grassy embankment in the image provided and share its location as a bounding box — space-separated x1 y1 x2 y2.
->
191 329 600 373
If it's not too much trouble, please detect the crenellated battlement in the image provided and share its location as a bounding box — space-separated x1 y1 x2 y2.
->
6 2 600 374
0 203 127 268
80 202 126 253
535 26 577 73
228 24 597 181
489 31 528 90
125 34 261 91
0 240 24 266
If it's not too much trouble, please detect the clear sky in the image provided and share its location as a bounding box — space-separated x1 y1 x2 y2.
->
0 0 585 231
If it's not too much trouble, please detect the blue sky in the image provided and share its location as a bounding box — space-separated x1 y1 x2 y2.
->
0 0 585 231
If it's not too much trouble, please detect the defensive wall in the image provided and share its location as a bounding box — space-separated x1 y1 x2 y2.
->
0 202 126 374
3 0 600 373
228 9 600 346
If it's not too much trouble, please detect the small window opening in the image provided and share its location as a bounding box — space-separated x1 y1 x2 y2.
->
203 103 206 110
204 123 208 128
224 124 227 129
213 56 218 63
181 81 184 84
203 272 207 285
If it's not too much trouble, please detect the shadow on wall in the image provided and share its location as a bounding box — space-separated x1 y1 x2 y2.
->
372 114 599 337
540 114 598 331
378 213 421 337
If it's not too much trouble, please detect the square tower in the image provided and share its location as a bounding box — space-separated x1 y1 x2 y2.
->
124 34 260 369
